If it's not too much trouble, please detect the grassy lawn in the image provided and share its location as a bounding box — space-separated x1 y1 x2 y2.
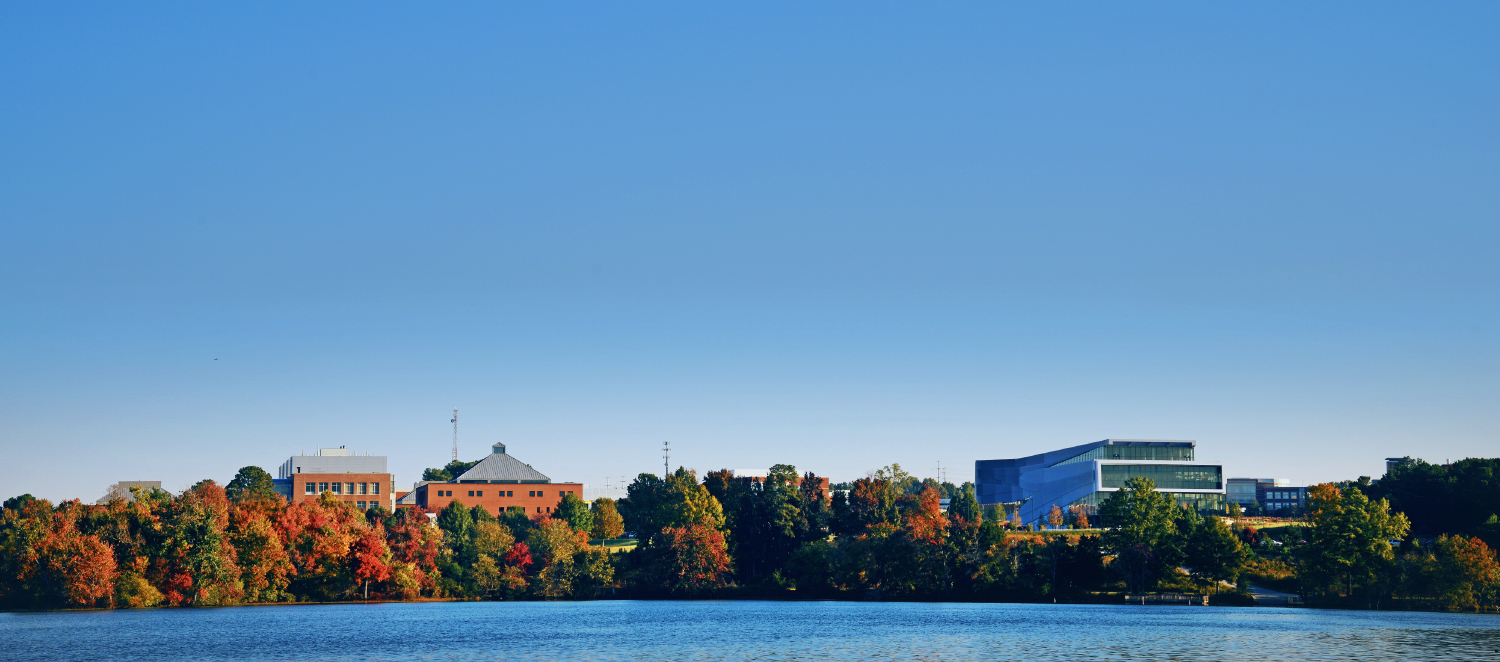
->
595 538 638 553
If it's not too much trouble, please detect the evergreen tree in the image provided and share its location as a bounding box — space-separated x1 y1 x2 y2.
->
948 483 981 524
1098 477 1178 593
1185 515 1247 594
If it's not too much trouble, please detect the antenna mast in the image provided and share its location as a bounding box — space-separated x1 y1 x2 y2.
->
451 408 458 462
662 440 670 477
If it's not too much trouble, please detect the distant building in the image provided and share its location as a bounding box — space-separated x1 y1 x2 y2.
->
97 481 162 504
975 439 1226 527
729 469 831 501
1258 485 1308 515
273 446 394 511
1385 457 1411 476
1227 477 1306 515
405 443 582 517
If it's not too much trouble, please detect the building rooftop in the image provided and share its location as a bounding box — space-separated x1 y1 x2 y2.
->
278 449 387 479
452 443 552 483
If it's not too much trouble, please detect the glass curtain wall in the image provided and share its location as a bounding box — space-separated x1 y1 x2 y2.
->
1100 464 1222 490
1052 445 1195 467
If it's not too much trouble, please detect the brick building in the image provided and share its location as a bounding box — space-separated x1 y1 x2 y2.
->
273 446 395 511
399 443 581 517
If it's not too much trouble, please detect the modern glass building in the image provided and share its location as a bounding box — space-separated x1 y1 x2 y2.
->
974 439 1226 526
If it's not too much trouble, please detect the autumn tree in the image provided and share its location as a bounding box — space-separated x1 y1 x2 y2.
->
1047 505 1064 529
164 482 242 605
657 517 733 596
350 524 391 599
526 519 613 598
1433 535 1500 611
227 499 293 602
589 498 624 541
383 508 441 599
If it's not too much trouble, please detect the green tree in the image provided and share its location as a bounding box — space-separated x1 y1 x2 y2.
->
618 468 725 549
1300 483 1411 607
1099 477 1179 593
165 482 241 605
1185 516 1248 594
420 459 482 482
553 493 594 534
948 483 981 524
225 466 280 503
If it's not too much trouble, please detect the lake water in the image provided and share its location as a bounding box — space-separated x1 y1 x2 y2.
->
3 601 1498 662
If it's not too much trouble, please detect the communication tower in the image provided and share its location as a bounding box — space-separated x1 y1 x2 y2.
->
663 440 671 477
451 408 458 462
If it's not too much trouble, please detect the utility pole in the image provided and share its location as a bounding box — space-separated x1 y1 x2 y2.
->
451 408 458 462
663 440 671 478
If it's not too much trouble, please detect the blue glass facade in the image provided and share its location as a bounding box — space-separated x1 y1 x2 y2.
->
975 439 1226 526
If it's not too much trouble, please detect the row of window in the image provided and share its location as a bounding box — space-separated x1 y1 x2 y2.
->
305 481 381 495
431 489 577 498
1262 491 1301 501
355 501 380 509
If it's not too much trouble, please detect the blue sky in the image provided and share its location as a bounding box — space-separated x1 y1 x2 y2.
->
2 3 1497 502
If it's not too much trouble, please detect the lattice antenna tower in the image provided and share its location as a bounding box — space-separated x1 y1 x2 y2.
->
451 408 458 462
662 440 671 478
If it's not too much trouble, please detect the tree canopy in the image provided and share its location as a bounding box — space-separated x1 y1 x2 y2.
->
225 466 279 503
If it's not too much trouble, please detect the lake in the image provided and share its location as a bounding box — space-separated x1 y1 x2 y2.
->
3 601 1497 662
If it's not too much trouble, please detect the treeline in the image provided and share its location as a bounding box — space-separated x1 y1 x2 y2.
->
4 461 1499 611
1365 457 1500 544
605 465 1247 601
0 466 628 609
0 479 443 610
1246 478 1500 610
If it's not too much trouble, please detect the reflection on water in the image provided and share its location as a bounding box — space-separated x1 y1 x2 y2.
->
3 601 1498 662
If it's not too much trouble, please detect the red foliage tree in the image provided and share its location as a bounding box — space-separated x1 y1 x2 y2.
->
659 517 733 596
350 524 391 600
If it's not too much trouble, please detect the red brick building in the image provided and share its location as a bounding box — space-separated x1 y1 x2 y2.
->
399 443 581 517
274 447 395 511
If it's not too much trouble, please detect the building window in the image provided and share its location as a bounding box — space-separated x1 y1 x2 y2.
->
346 483 355 495
528 490 536 497
507 491 513 497
359 483 368 495
477 491 483 497
559 491 565 497
357 501 366 509
319 482 329 493
536 507 541 513
373 483 380 495
332 483 342 495
304 483 315 495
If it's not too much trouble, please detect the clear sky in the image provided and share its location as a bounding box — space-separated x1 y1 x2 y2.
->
2 3 1497 503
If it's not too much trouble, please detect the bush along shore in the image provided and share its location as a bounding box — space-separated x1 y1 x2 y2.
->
2 461 1498 611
